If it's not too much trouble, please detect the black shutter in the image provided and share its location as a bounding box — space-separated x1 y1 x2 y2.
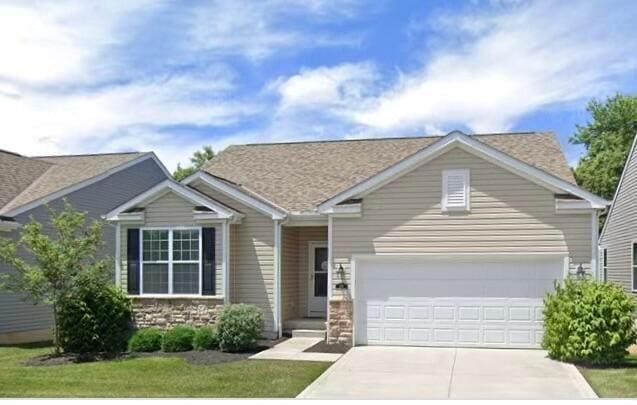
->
127 228 140 295
202 227 216 296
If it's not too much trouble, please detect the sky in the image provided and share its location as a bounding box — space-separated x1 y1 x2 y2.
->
0 0 636 171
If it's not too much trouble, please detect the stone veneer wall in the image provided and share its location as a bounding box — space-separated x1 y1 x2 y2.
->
132 298 224 329
328 298 353 346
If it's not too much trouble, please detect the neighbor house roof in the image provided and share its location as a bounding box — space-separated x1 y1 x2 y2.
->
202 131 576 213
0 151 147 215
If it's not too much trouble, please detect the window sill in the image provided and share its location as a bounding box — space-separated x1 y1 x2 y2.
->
128 294 224 300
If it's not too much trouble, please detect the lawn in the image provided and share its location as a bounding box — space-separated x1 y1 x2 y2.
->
0 345 331 398
578 355 637 398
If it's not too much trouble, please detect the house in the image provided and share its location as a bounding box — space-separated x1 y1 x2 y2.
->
106 130 609 348
599 135 637 292
0 149 170 344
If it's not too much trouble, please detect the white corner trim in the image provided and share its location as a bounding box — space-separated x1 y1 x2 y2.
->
599 134 637 242
182 171 287 220
327 215 333 326
222 220 230 304
115 223 121 287
105 179 237 221
1 153 167 218
591 210 599 280
273 220 282 337
318 132 610 212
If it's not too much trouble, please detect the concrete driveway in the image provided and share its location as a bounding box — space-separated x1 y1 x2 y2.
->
298 346 597 399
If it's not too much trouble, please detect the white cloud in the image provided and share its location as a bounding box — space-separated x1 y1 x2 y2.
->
186 0 364 61
271 62 378 110
353 0 637 133
0 0 158 86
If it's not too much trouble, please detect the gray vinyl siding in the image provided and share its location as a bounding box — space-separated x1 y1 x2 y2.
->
190 181 277 333
600 140 637 295
120 192 223 296
0 157 167 334
332 147 593 296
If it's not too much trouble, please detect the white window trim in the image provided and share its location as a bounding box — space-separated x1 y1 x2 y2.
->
139 226 203 297
442 169 470 212
632 240 637 292
600 246 608 282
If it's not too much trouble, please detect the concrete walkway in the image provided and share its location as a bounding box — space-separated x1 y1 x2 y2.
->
250 337 342 362
298 346 597 399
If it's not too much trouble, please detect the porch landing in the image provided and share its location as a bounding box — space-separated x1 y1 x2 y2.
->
283 318 326 339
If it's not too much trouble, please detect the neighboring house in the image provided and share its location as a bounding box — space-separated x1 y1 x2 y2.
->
106 131 608 348
599 135 637 292
0 149 170 344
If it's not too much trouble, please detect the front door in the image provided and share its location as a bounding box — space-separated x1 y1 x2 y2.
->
308 242 328 317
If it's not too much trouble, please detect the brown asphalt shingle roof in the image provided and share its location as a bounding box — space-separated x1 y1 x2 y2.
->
202 132 575 213
0 152 146 214
0 150 52 210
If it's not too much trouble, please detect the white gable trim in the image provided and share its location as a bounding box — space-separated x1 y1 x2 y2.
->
1 152 171 218
105 179 239 221
599 134 637 242
319 131 610 212
183 171 288 220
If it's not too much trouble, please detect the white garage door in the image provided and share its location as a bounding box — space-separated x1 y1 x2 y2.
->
354 256 565 348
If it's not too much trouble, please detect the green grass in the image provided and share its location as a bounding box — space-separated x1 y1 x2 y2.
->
578 355 637 398
0 345 330 398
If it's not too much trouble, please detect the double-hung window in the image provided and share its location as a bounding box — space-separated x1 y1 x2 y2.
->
141 228 201 295
633 242 637 291
601 247 608 282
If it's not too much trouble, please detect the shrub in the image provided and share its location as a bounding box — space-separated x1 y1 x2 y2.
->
129 328 164 352
193 326 219 351
217 304 263 352
543 278 637 366
162 325 196 352
57 278 132 354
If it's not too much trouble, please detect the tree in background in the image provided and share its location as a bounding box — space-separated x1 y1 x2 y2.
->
173 145 215 181
0 201 109 353
571 94 637 200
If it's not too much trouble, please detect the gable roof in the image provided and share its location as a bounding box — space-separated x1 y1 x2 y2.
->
0 150 52 209
599 134 637 241
0 151 168 217
202 131 579 213
105 179 244 222
320 131 608 211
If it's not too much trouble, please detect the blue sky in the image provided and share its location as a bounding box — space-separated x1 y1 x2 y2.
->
0 0 636 170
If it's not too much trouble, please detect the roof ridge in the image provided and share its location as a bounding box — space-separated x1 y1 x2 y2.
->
237 131 546 147
0 149 24 157
33 151 145 158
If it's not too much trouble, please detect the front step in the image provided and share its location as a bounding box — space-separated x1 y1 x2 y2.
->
284 318 326 331
291 329 327 339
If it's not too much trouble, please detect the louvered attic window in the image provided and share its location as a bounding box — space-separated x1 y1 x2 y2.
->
442 169 470 212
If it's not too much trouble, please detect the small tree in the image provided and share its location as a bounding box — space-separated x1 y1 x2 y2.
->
0 201 109 353
173 145 215 181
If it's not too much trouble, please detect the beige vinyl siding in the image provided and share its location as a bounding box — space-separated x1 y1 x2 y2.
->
120 191 223 296
281 227 299 321
332 147 592 294
600 141 637 295
190 181 276 333
296 227 328 316
279 226 328 320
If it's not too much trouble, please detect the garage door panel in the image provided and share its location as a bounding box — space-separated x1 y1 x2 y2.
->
354 257 564 348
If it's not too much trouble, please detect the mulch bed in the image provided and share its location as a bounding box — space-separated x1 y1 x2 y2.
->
303 340 350 354
24 338 287 367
